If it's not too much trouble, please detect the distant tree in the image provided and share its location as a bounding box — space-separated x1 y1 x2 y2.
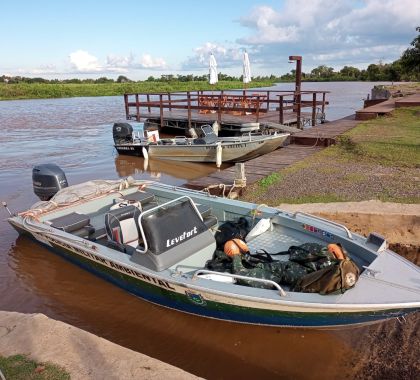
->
340 66 360 79
382 61 402 81
400 27 420 79
116 75 131 83
95 77 114 83
366 64 381 81
160 74 174 82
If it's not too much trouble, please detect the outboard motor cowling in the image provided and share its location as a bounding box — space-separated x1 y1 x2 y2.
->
33 164 68 201
113 123 133 144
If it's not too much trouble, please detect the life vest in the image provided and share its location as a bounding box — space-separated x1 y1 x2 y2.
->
224 238 249 257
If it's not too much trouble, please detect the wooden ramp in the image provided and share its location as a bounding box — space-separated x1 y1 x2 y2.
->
355 98 396 120
185 144 323 190
355 92 420 120
291 115 360 146
395 93 420 108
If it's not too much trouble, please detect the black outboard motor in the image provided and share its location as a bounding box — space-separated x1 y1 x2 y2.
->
33 164 68 201
113 123 133 144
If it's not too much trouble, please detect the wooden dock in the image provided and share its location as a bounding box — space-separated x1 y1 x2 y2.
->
395 93 420 108
132 109 309 130
185 144 323 190
355 92 420 120
124 90 329 132
292 115 360 146
184 115 360 191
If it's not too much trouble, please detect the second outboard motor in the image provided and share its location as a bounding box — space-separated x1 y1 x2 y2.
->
113 123 133 144
33 164 68 201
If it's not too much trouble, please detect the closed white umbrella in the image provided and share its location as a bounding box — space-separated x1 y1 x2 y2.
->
209 53 218 85
243 51 252 84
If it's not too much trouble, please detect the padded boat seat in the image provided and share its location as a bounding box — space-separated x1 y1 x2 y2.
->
105 205 141 248
112 191 157 212
203 215 218 229
195 204 218 229
122 191 155 205
49 212 94 238
131 198 216 271
196 204 211 218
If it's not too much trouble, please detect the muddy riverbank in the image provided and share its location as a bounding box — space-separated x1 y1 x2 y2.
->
0 311 199 380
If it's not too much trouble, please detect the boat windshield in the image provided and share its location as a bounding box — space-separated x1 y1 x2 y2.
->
201 125 216 137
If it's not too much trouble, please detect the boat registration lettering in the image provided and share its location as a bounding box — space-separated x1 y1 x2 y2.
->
118 146 135 151
47 237 175 290
302 224 334 239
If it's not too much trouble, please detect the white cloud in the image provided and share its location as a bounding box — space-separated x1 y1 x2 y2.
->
235 0 420 71
69 50 102 72
106 53 134 69
138 54 166 69
182 42 243 70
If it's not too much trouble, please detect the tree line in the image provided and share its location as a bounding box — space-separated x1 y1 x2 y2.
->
1 28 418 84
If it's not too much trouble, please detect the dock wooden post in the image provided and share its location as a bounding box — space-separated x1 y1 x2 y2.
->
296 92 301 129
135 94 140 121
256 96 260 122
234 163 246 191
147 94 151 113
279 95 284 124
312 92 317 126
266 90 270 110
322 92 326 115
168 92 172 111
124 94 129 119
187 91 192 129
217 94 222 124
159 94 163 129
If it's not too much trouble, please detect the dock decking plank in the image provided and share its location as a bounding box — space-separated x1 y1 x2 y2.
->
184 144 323 190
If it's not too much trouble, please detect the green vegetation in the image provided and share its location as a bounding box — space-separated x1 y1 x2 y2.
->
340 108 420 167
0 354 70 380
258 173 282 189
243 107 420 205
0 80 275 101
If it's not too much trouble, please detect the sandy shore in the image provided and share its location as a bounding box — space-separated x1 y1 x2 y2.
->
278 200 420 245
0 311 200 380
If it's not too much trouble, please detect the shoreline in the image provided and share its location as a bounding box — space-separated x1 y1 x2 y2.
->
0 311 200 380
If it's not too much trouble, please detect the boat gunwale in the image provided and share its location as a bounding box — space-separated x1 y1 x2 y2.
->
9 216 420 313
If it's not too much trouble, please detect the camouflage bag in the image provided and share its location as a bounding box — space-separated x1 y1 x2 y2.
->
292 258 360 295
205 249 233 272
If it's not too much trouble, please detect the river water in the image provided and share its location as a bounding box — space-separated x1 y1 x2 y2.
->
0 82 418 379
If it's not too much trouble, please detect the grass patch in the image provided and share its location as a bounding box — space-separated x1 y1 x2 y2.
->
0 354 70 380
258 172 282 189
340 107 420 167
243 106 420 205
0 80 275 100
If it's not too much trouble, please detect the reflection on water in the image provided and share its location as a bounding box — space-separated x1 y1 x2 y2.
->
114 155 223 180
1 82 416 378
8 236 355 379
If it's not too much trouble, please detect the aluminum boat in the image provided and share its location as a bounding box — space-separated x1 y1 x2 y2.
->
7 170 420 328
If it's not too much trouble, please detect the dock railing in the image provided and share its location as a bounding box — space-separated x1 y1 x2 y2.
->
124 89 329 129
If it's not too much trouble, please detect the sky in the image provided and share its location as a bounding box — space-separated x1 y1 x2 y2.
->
1 0 419 80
